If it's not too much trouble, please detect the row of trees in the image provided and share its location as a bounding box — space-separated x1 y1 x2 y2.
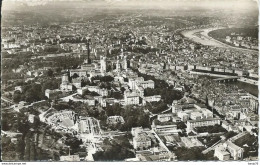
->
172 147 218 161
145 87 184 104
195 124 227 134
52 56 83 70
145 101 168 114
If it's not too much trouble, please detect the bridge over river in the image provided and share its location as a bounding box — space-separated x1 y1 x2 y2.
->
213 77 239 83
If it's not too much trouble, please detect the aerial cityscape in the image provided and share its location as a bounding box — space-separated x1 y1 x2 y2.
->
1 0 259 162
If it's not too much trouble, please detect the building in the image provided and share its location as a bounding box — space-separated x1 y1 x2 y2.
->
181 137 204 148
116 56 121 73
225 141 244 160
60 155 80 161
249 95 259 113
123 55 128 70
214 141 244 160
107 116 125 125
152 124 178 133
135 151 177 161
190 112 203 120
131 127 144 137
28 114 35 123
143 95 161 103
100 55 107 73
60 74 73 91
45 89 63 99
128 77 155 91
70 69 87 77
77 86 108 97
71 78 83 89
172 104 182 114
214 145 231 160
124 91 140 105
133 132 152 150
186 118 221 132
177 112 189 122
157 114 173 122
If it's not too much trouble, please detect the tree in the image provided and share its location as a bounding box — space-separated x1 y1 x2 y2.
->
47 69 54 77
177 122 187 129
33 116 41 130
24 139 31 160
205 95 209 107
107 65 112 72
17 117 30 134
13 91 22 103
93 139 135 161
2 118 10 131
65 137 83 154
16 138 25 160
72 85 77 91
55 67 62 73
72 73 79 79
30 143 36 160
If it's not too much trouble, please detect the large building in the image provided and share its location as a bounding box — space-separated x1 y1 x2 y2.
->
214 145 231 161
186 118 221 132
128 77 154 91
152 124 178 133
77 86 108 97
214 141 244 160
124 91 140 105
131 127 152 150
45 89 63 99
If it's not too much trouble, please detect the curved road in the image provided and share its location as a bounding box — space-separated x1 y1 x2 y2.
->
181 27 258 53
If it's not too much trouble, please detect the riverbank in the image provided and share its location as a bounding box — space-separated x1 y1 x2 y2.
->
181 28 258 53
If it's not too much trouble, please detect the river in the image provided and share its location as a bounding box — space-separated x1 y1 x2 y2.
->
230 81 258 97
181 27 258 53
198 75 258 97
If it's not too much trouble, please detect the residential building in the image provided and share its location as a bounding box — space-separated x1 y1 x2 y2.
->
124 91 140 105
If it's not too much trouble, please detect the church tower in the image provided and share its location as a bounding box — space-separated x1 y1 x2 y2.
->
84 38 91 64
123 55 127 70
100 55 107 73
116 56 121 73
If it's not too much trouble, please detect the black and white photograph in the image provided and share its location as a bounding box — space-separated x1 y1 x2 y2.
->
1 0 259 163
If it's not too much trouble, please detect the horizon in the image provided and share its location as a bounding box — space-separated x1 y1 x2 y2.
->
2 0 259 11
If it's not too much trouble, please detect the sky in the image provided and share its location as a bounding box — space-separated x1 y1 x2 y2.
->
2 0 258 10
